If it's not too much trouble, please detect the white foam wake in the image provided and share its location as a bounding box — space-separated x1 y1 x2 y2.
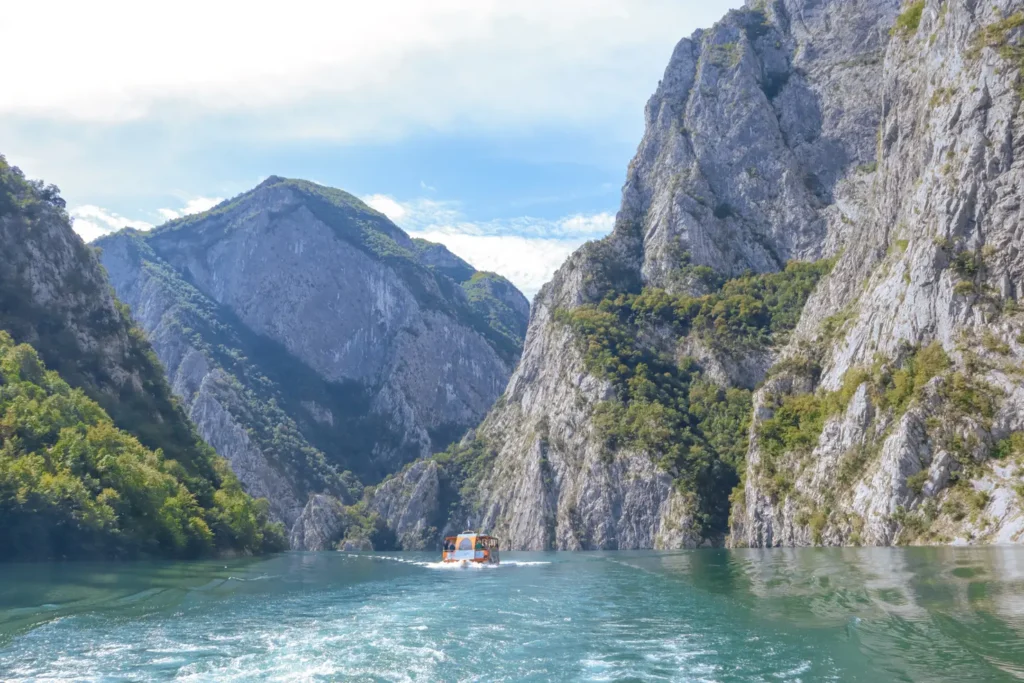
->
345 555 550 570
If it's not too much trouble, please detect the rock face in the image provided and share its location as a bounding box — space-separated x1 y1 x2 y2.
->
367 460 446 550
461 324 704 551
289 495 348 552
96 177 528 533
731 0 1024 547
369 0 905 550
624 0 900 289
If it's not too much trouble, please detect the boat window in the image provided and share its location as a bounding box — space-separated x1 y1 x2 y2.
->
458 538 472 550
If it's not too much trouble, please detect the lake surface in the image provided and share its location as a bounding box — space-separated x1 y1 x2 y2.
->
2 547 1024 681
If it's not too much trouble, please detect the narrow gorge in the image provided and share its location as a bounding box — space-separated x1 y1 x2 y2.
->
365 0 1024 551
20 0 1024 555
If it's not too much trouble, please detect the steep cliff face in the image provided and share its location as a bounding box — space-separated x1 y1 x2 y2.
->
362 0 903 551
626 0 899 288
352 0 1024 552
732 0 1024 547
97 177 528 531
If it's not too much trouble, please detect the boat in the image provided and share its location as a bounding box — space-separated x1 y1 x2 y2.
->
441 531 500 565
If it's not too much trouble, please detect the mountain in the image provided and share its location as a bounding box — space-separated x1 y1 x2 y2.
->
348 0 902 551
0 156 284 559
361 0 1024 552
96 177 529 532
447 0 909 550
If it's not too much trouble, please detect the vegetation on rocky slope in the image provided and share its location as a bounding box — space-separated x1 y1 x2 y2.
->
0 332 285 560
0 157 224 483
751 333 1010 544
760 343 949 465
556 259 833 535
0 157 285 559
892 1 925 36
109 232 371 492
462 271 530 351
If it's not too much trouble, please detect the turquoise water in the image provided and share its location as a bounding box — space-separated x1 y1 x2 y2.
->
2 548 1024 681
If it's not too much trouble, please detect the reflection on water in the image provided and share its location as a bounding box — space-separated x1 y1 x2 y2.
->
1 547 1023 681
646 547 1024 681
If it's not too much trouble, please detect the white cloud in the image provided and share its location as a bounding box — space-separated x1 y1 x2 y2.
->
71 196 224 242
365 193 614 297
364 194 408 222
410 231 587 299
558 213 616 235
156 196 224 221
70 205 153 242
2 0 742 141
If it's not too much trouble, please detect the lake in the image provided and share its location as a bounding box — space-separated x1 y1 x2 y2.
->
2 547 1024 681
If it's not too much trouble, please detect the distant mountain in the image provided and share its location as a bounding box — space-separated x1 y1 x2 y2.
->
96 176 529 532
0 156 284 559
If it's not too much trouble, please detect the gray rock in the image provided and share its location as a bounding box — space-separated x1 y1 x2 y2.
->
368 460 445 550
96 178 529 538
289 494 347 551
733 0 1024 548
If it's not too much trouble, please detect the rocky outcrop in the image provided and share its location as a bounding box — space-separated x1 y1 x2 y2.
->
459 324 705 551
623 0 899 288
96 178 528 536
731 0 1024 547
367 460 446 550
289 495 348 551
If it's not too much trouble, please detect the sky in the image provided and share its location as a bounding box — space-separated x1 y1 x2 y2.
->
2 0 742 298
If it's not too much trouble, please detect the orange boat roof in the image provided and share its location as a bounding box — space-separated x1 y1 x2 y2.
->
444 533 499 541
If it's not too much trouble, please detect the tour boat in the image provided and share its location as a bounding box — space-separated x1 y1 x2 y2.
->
441 531 500 565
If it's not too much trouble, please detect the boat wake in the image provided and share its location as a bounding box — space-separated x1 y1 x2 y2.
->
346 555 550 570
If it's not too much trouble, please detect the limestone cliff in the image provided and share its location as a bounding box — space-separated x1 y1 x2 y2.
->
453 0 907 551
96 177 528 533
732 0 1024 547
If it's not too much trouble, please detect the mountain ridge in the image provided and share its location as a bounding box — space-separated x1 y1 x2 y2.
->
96 175 530 537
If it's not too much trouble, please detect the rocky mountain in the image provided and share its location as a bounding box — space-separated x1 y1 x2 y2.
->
732 0 1024 547
451 0 907 550
53 0 1024 554
0 156 284 559
96 177 529 532
345 0 903 551
353 0 1024 553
